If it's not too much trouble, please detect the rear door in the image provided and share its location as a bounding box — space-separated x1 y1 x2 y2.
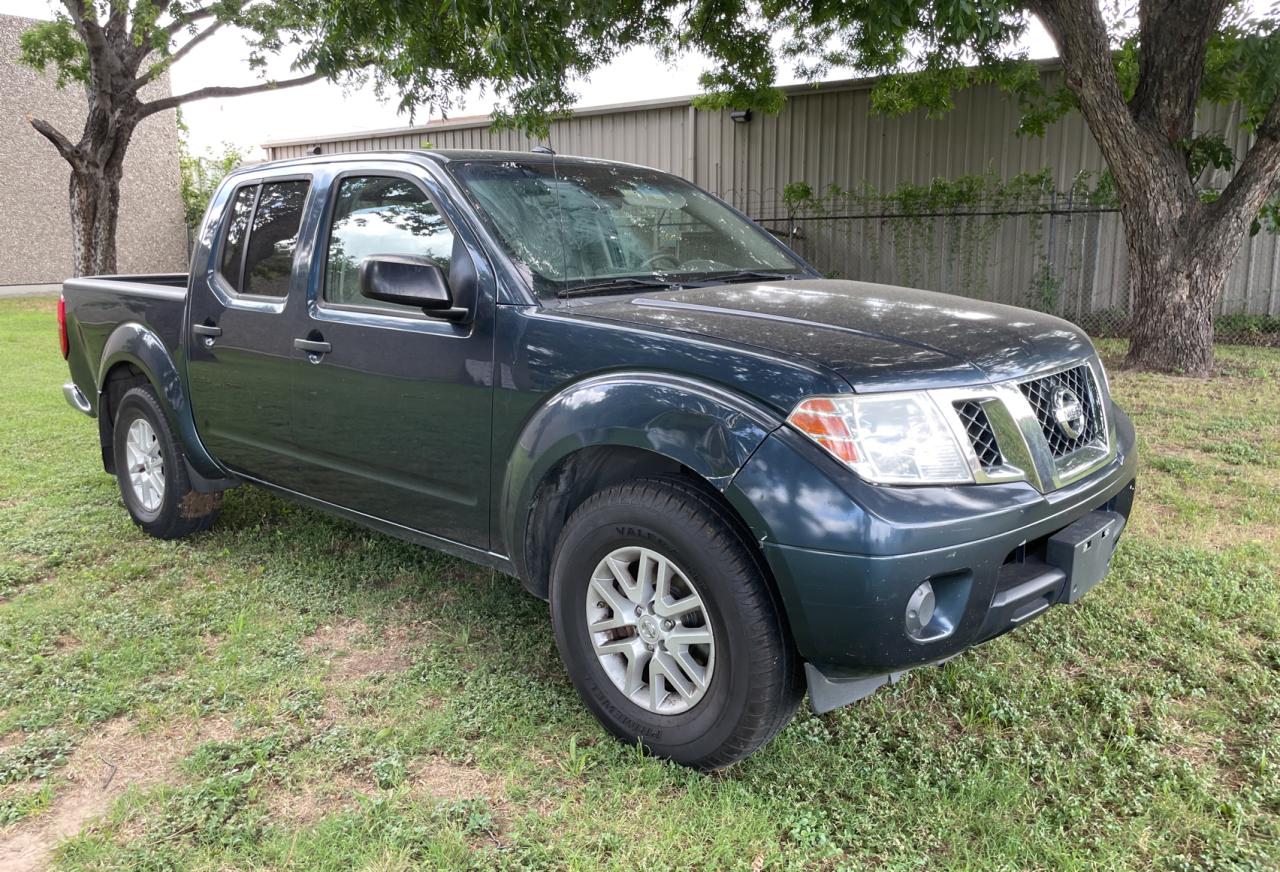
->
186 172 313 479
283 164 497 548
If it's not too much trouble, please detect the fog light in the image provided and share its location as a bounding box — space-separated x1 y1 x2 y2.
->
904 581 936 641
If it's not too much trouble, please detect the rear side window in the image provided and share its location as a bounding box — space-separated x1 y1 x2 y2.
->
219 185 256 288
322 176 455 315
217 179 310 297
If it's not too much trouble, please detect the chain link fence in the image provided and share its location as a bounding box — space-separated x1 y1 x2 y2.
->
748 192 1280 347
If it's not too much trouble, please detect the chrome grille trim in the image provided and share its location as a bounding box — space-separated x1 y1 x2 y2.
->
929 357 1116 494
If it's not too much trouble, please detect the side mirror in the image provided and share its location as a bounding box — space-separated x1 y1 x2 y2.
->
358 255 469 320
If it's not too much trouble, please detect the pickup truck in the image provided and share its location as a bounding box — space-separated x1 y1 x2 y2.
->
60 149 1136 769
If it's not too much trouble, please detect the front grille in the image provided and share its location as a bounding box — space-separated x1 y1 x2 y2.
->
1019 364 1105 458
954 400 1003 470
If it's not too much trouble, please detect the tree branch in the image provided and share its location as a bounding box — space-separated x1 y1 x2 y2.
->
137 70 327 117
165 19 224 68
130 20 225 93
163 4 218 38
61 0 118 96
59 0 87 22
103 0 129 44
1202 95 1280 241
1026 0 1145 187
26 115 80 165
1130 0 1229 142
128 0 168 58
61 0 102 48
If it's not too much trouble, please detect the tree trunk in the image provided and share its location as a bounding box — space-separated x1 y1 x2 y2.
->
1119 195 1222 376
68 167 122 277
1120 170 1271 376
64 114 135 278
1123 237 1219 375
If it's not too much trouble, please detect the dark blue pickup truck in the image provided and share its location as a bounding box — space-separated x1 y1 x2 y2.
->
59 150 1136 769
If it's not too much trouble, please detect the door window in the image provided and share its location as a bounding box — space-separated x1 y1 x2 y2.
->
323 176 455 315
244 181 309 296
216 179 310 297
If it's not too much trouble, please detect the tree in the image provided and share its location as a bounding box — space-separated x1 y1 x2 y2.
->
23 1 1278 374
177 116 243 228
19 0 669 277
685 1 1280 374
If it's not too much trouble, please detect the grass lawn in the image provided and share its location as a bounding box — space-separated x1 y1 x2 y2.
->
1 294 1278 871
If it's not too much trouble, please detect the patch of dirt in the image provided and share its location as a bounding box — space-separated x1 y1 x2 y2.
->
0 715 235 872
303 619 415 685
261 757 502 828
1155 727 1224 783
0 731 26 754
52 633 82 654
407 756 503 804
262 771 370 826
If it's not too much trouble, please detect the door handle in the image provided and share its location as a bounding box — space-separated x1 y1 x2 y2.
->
294 338 332 354
192 324 222 337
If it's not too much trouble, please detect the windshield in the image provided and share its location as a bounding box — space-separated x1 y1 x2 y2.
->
449 159 806 297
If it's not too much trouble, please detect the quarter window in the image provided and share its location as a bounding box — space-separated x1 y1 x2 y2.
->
217 179 310 297
323 176 455 314
218 185 255 289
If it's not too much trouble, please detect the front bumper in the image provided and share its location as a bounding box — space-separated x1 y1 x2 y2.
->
725 405 1138 710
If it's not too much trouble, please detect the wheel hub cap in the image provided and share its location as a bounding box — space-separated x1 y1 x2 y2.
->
585 546 716 715
637 615 661 644
125 418 165 513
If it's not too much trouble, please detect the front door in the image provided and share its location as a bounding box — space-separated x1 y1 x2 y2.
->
286 169 495 548
186 175 312 479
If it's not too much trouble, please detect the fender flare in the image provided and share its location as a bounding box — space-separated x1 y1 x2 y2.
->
97 322 223 478
499 371 782 580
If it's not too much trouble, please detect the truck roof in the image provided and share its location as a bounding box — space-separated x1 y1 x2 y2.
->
229 149 660 178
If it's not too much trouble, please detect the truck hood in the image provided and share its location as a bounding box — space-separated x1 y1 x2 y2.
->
569 278 1095 392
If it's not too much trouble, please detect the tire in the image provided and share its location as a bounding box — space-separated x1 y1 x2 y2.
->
112 384 221 539
549 476 802 770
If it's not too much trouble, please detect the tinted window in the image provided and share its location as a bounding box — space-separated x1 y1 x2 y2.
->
323 176 454 314
219 185 256 288
242 180 309 297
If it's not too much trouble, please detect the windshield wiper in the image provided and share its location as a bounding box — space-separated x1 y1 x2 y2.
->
556 276 680 299
688 269 800 285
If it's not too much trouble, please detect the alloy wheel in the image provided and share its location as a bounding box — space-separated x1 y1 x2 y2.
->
125 417 165 513
585 546 716 714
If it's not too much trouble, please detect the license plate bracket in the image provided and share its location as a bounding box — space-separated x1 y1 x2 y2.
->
1046 510 1126 604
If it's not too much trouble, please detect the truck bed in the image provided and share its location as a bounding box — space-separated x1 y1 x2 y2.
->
62 273 189 413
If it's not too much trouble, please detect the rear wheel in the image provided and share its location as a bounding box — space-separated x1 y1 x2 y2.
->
550 477 802 770
112 385 221 539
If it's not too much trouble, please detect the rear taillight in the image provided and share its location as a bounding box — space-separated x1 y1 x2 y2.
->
57 296 69 359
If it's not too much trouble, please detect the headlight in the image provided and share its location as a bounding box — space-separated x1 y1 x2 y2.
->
787 392 973 485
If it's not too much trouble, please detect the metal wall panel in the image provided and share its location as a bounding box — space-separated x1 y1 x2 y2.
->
264 73 1279 318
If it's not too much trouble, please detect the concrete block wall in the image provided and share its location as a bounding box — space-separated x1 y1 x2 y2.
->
0 14 188 285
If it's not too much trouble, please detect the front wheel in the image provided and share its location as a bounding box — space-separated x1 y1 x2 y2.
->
112 384 221 539
550 477 802 769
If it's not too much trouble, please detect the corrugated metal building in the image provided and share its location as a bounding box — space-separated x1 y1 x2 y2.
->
264 69 1280 323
